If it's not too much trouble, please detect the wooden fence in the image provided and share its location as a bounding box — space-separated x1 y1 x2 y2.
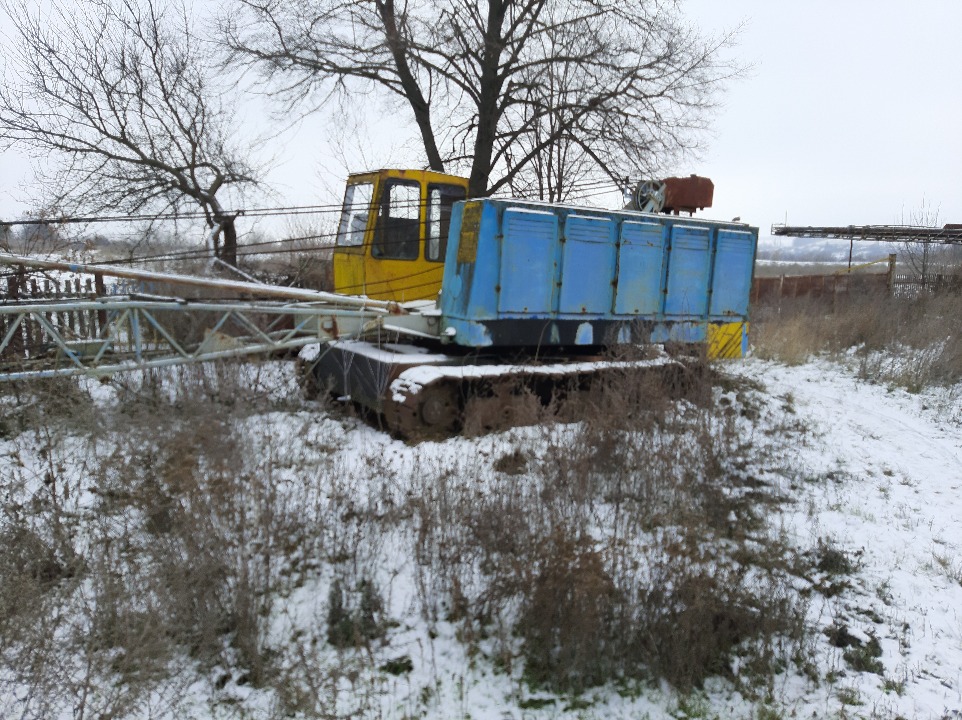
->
1 268 107 361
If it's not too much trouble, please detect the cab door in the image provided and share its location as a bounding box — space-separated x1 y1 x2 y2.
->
332 179 374 295
363 177 427 301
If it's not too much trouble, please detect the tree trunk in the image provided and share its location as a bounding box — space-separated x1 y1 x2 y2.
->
467 1 508 197
469 101 499 197
220 217 238 267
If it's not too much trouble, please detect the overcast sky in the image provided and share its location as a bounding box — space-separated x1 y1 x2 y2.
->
1 1 960 236
685 0 962 232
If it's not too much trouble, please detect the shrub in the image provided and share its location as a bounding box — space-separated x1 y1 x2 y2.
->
519 529 617 692
411 357 811 694
0 361 334 717
0 346 820 713
326 577 385 648
630 546 805 691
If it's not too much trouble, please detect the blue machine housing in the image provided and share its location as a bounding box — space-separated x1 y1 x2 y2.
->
438 199 757 350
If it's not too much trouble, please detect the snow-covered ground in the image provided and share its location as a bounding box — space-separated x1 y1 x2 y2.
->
747 358 962 719
1 355 961 719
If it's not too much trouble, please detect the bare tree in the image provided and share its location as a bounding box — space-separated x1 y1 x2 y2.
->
0 0 260 264
898 202 962 291
495 8 614 202
222 0 738 199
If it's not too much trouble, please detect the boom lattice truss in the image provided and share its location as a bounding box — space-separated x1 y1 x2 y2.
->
0 254 435 381
771 224 962 244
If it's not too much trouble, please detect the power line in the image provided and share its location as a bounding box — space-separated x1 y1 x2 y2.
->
0 175 641 278
0 176 626 228
4 179 622 262
0 203 345 228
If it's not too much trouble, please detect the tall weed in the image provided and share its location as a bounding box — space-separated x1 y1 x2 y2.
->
411 360 809 692
752 294 962 390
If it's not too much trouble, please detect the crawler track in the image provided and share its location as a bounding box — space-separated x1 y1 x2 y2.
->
302 339 699 440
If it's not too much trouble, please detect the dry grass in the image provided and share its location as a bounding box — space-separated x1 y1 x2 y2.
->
753 262 888 278
751 294 962 390
0 363 323 718
411 360 810 694
0 351 818 715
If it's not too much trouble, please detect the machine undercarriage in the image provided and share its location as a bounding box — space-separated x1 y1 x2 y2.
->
300 337 697 439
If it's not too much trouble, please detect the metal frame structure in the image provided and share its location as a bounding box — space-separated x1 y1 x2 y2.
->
0 253 438 381
0 252 399 309
770 224 962 273
0 297 413 381
771 224 962 244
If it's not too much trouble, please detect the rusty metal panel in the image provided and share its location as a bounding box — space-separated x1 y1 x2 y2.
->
662 175 714 213
456 201 483 264
750 273 891 307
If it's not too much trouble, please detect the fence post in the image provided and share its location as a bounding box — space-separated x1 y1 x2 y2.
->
95 273 107 335
10 270 26 358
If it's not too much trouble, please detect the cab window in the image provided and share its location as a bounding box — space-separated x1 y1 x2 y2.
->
426 184 467 261
335 182 373 247
373 180 421 260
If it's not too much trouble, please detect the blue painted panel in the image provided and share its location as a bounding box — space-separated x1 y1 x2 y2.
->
464 201 504 319
559 214 617 314
440 202 468 314
574 322 594 345
709 230 755 318
498 208 559 314
442 201 501 319
440 198 757 349
615 221 666 315
664 226 711 317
